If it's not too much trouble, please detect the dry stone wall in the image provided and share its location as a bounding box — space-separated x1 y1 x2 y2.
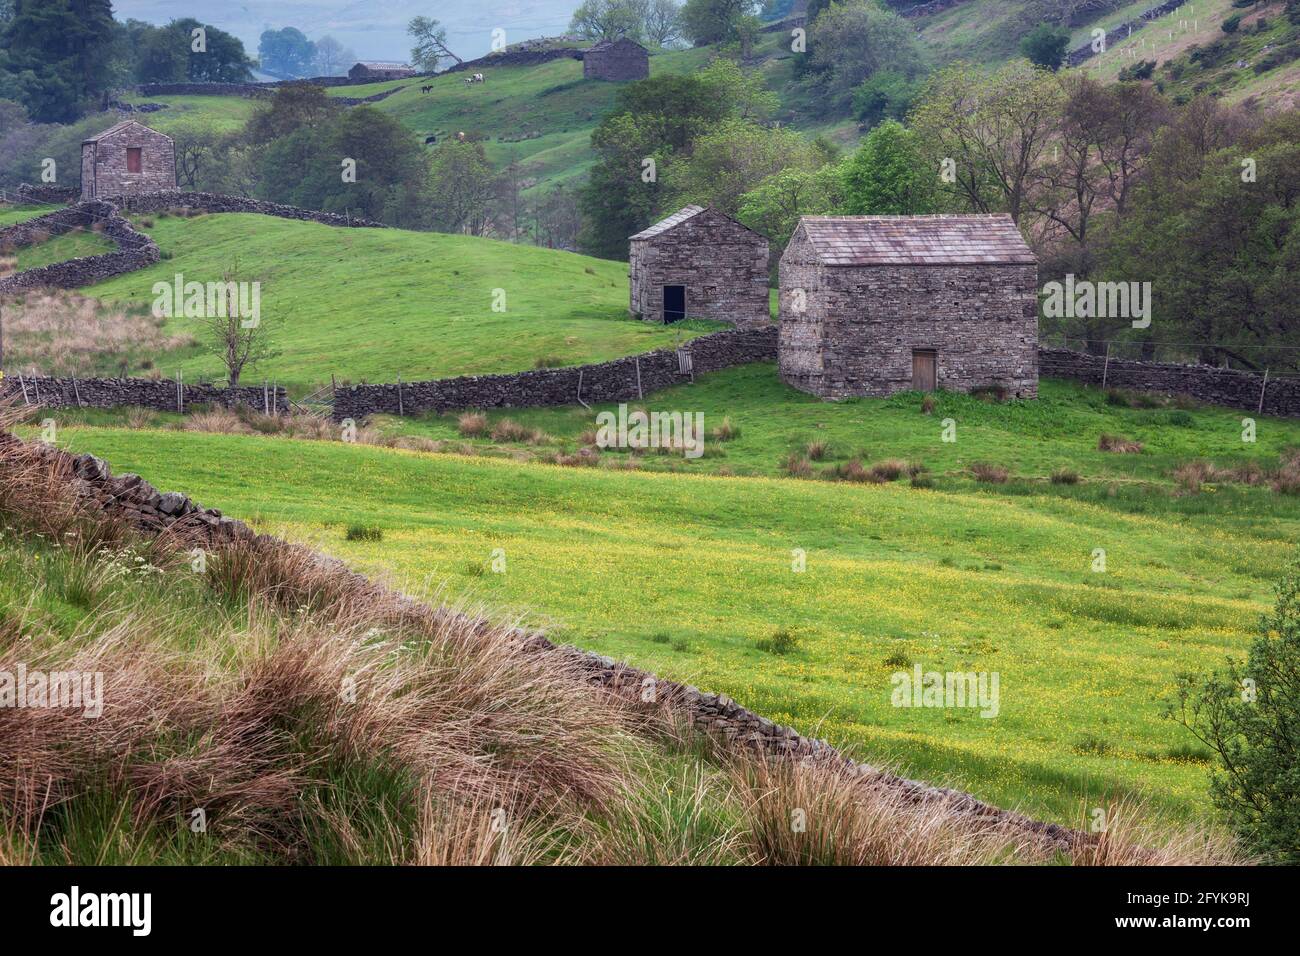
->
0 375 287 415
109 191 388 228
1040 348 1300 417
1 431 1085 853
0 200 159 294
333 326 778 420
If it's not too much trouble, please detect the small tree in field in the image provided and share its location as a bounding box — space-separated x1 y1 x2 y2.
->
1168 560 1300 863
201 263 278 388
1020 24 1070 72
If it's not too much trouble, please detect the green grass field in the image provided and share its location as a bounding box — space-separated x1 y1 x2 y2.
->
0 202 61 227
77 211 720 395
36 367 1300 827
13 227 115 271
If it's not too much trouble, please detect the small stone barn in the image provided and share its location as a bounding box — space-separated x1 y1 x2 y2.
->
583 38 650 81
348 61 417 82
629 205 770 328
778 215 1038 399
80 120 176 201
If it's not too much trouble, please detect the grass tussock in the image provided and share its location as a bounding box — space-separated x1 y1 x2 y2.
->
970 461 1010 484
1098 433 1143 454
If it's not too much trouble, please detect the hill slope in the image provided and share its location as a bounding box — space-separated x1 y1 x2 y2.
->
73 211 719 394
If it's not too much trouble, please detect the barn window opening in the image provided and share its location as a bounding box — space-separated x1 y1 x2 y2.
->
126 148 143 173
912 349 937 392
663 285 686 323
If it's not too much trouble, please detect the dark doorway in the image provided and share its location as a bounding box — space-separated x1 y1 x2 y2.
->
663 285 686 323
126 147 143 173
912 349 937 391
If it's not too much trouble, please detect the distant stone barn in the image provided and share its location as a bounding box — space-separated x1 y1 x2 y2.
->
348 61 417 82
779 215 1038 399
583 38 650 81
629 205 770 328
80 120 176 201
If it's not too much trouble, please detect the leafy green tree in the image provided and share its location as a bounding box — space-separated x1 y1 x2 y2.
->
1169 560 1300 863
804 0 925 112
737 162 843 250
0 0 116 122
851 70 918 128
246 83 342 146
428 139 497 235
840 119 938 215
680 0 757 45
259 27 316 77
570 0 648 41
1019 23 1070 71
665 118 822 215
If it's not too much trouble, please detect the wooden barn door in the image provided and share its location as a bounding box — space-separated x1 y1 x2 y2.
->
912 350 937 392
663 285 686 323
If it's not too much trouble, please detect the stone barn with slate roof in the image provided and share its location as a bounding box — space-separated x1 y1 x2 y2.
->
348 61 417 82
778 214 1038 399
80 120 175 200
583 37 650 81
629 205 770 328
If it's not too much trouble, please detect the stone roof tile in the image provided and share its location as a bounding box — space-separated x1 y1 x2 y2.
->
799 214 1036 266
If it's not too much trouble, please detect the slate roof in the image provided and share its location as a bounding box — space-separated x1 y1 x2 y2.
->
630 205 705 241
82 120 169 144
353 61 415 71
588 37 649 53
797 215 1036 266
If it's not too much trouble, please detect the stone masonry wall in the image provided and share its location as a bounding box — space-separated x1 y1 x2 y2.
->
780 240 1039 399
0 431 1085 853
0 201 159 294
334 327 778 420
1040 348 1300 417
109 191 388 228
82 124 176 200
630 213 770 328
583 42 650 81
0 375 289 415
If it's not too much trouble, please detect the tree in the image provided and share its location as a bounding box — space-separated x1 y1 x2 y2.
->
531 183 582 250
1019 24 1070 71
246 83 342 146
665 118 822 215
804 0 926 112
911 60 1064 224
645 0 684 46
201 262 278 388
680 0 757 46
737 163 843 250
311 36 356 76
1169 561 1300 863
851 70 918 128
429 139 496 234
840 119 937 215
259 27 316 78
171 18 255 83
408 16 461 71
0 0 117 122
570 0 648 41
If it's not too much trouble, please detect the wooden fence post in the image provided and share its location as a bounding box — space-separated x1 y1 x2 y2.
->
1101 343 1111 390
1258 369 1270 416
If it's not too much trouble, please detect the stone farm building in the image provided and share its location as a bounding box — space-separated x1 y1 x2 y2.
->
348 61 417 82
583 38 650 81
629 205 770 328
80 120 176 201
778 215 1038 399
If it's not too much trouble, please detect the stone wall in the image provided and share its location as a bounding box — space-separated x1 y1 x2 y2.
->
583 40 650 81
1066 0 1187 66
630 210 771 328
0 431 1085 853
445 47 584 75
778 230 1039 400
12 183 78 204
0 201 159 294
1040 348 1300 417
108 191 388 228
334 327 778 420
0 375 288 415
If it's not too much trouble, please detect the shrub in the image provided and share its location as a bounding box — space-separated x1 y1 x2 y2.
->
970 461 1009 484
1098 433 1143 454
920 394 936 415
869 459 909 482
755 630 800 655
1168 561 1300 862
710 417 740 442
490 418 546 444
1222 14 1242 32
345 524 383 542
825 459 872 483
783 454 814 479
457 411 488 437
1050 467 1079 485
805 439 831 461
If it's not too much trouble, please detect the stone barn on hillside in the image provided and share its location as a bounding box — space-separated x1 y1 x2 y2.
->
779 215 1038 399
583 38 650 81
348 61 417 82
80 120 176 201
629 205 770 328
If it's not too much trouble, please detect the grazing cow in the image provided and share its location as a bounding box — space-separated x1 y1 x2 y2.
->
421 84 433 93
465 73 485 85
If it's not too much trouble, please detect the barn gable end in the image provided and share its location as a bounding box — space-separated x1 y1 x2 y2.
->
80 121 176 201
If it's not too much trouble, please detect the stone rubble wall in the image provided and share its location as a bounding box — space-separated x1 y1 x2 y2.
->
333 326 779 420
1040 347 1300 417
1067 0 1188 66
0 200 159 294
0 375 288 415
106 191 388 228
1 431 1086 852
10 184 79 204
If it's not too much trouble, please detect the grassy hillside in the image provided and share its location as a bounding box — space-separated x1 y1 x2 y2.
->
0 202 61 227
13 228 116 271
39 383 1298 825
75 211 720 394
